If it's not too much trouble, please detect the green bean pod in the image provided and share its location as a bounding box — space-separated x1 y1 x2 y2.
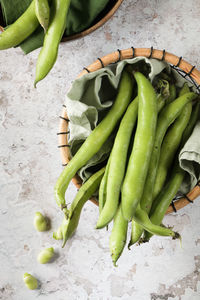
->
128 84 176 247
96 97 138 229
98 158 110 214
35 0 50 32
109 205 128 266
34 0 71 85
0 1 39 49
144 161 185 242
54 166 105 247
54 71 133 217
121 72 157 221
130 204 179 238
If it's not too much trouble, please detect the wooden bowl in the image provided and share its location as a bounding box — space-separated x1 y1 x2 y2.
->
58 47 200 213
0 0 123 42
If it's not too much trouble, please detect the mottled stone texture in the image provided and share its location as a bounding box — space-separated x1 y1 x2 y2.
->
0 0 200 299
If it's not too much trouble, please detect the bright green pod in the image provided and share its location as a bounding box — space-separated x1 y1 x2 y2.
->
34 0 71 85
0 1 39 50
109 205 128 266
23 273 38 290
35 0 50 32
121 72 157 221
54 166 105 247
98 158 110 214
37 247 55 264
34 212 49 232
96 96 138 229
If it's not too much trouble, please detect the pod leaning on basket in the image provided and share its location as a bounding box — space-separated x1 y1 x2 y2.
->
54 48 200 265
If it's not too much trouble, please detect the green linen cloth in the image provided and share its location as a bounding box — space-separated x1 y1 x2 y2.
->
65 57 200 193
0 0 109 54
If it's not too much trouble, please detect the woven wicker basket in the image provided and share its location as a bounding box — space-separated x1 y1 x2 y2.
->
0 0 123 42
58 47 200 214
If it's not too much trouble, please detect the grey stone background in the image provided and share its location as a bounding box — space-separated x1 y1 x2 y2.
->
0 0 200 299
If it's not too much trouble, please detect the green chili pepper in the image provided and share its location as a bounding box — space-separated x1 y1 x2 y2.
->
54 71 133 218
96 97 138 229
35 0 50 32
54 166 105 247
121 72 157 221
109 205 128 267
34 0 71 86
0 1 39 50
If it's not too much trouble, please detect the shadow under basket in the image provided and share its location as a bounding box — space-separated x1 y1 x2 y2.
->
58 47 200 214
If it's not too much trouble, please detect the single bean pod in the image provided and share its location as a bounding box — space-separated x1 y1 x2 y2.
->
34 0 71 85
23 273 38 290
34 212 49 231
121 72 157 221
96 97 138 229
109 205 128 266
54 71 133 217
132 203 180 239
37 247 55 264
144 160 185 242
128 84 176 247
98 158 111 214
0 1 39 49
35 0 50 32
54 166 105 247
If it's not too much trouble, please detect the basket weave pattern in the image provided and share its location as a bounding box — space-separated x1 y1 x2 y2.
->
58 47 200 214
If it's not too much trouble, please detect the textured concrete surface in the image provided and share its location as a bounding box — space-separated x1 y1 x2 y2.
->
0 0 200 299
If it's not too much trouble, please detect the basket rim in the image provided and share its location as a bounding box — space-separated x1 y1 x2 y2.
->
58 47 200 212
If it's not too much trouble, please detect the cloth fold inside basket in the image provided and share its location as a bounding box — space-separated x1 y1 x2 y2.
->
65 57 200 193
0 0 109 54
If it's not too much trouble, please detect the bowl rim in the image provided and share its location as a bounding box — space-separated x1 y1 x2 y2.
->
61 0 124 42
0 0 123 42
58 47 200 212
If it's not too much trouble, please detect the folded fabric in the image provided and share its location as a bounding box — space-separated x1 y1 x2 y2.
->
0 0 109 54
179 121 200 193
65 57 200 193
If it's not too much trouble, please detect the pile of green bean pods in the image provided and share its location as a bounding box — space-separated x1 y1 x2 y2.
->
54 68 199 266
0 0 71 85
